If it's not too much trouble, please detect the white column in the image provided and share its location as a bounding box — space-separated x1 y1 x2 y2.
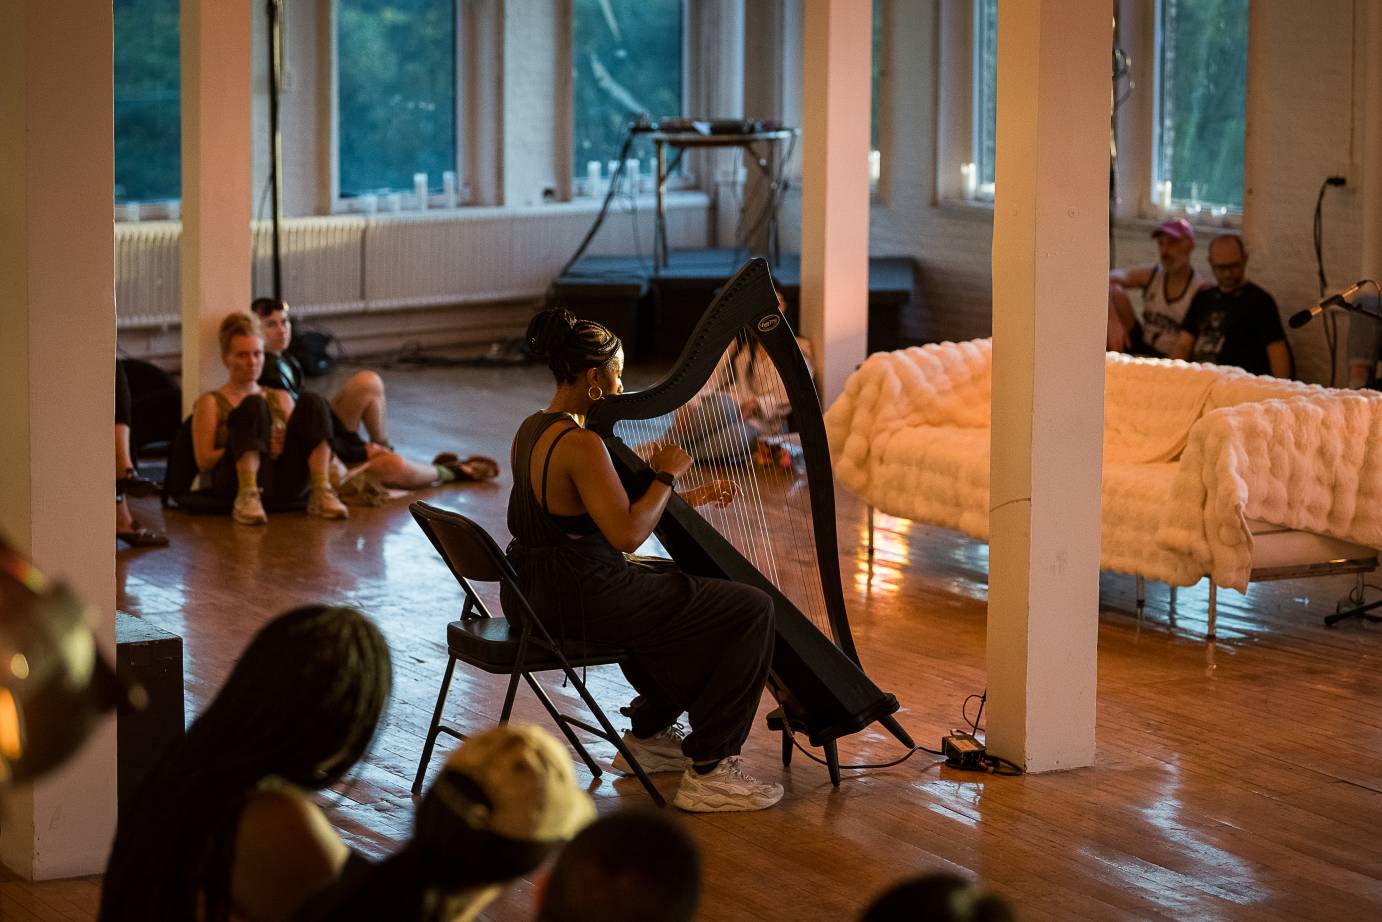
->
799 0 872 406
1361 2 1382 287
0 1 118 878
181 0 254 412
985 1 1110 772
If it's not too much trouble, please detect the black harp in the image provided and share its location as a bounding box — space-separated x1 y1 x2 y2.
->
587 258 911 779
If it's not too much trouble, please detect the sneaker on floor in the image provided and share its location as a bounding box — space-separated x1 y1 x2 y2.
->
612 722 689 774
308 485 349 520
232 487 267 525
672 756 783 813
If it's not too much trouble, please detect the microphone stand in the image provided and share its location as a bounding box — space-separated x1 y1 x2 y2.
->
1323 282 1382 627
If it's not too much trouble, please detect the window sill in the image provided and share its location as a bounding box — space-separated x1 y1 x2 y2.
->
328 189 709 220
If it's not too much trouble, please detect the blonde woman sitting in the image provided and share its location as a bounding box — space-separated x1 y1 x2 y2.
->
192 312 348 524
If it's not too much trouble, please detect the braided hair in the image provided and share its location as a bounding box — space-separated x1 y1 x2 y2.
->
526 308 622 384
99 606 392 922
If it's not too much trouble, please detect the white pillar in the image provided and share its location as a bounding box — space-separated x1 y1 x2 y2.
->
985 1 1110 772
181 0 254 412
1361 3 1382 287
0 0 118 878
799 0 872 406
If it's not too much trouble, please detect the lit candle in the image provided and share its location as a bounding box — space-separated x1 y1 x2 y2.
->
961 162 978 201
413 172 429 210
442 171 457 207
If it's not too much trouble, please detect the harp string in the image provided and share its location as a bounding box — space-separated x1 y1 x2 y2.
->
743 334 835 642
717 332 779 582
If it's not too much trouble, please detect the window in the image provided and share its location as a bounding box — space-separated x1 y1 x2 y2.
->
972 0 998 200
114 0 181 204
337 0 457 197
571 0 684 182
1154 0 1247 213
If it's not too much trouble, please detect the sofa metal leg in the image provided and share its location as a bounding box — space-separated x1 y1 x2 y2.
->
867 505 875 563
1168 585 1178 614
1207 582 1217 638
1135 575 1145 623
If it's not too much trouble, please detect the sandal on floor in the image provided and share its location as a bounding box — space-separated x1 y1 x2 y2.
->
117 468 163 498
433 452 500 481
117 524 169 548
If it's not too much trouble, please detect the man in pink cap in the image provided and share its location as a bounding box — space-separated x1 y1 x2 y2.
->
1107 217 1208 356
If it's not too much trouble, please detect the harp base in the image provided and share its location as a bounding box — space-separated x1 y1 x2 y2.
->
766 706 915 788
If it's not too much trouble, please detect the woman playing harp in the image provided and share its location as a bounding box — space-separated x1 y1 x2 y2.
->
504 307 783 812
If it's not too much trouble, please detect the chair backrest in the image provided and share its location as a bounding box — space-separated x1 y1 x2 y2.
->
409 501 513 585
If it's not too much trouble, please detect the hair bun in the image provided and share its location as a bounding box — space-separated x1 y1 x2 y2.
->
525 308 577 357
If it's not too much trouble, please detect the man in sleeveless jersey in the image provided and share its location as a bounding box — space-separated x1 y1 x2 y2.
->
1107 218 1207 357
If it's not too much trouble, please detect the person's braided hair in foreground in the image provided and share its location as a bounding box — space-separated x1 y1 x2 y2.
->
100 605 391 921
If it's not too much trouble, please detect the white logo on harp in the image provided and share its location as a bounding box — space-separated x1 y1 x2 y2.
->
756 315 781 333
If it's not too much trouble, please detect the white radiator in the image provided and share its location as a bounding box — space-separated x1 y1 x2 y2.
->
114 194 710 328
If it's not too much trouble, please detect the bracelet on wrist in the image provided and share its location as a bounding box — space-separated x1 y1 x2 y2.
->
653 470 676 488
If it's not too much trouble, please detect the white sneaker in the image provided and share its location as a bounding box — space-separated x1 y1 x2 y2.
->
232 487 267 525
612 722 688 774
672 756 784 813
308 485 349 520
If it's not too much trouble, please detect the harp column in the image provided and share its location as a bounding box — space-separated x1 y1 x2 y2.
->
180 0 254 414
0 0 118 877
799 0 873 406
985 1 1110 772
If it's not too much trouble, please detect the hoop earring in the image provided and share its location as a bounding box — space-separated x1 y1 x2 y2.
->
587 384 604 401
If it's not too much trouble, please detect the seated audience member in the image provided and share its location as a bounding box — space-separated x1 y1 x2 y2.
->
862 873 1015 922
1107 218 1207 357
1170 234 1290 378
100 605 392 921
115 358 168 547
192 312 348 524
298 723 595 922
251 297 498 490
671 334 792 463
535 809 701 922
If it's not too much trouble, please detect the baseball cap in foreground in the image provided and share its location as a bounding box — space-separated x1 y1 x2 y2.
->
441 723 596 843
1151 217 1194 242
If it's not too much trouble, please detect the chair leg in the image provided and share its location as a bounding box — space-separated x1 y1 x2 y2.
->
523 672 603 778
566 668 666 807
499 669 523 724
412 656 457 796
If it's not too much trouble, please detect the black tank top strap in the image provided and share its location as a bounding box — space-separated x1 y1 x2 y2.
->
539 424 581 513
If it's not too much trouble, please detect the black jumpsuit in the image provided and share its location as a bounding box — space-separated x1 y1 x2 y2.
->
503 411 775 763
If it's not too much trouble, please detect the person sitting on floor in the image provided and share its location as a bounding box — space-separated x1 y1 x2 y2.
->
251 297 498 491
506 306 781 813
115 358 168 547
1169 233 1291 378
191 311 348 524
1107 218 1208 356
535 809 702 922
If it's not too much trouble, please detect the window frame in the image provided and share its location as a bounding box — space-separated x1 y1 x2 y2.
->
329 0 466 211
936 0 1244 229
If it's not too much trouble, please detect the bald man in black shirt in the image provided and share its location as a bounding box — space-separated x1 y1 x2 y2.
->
1171 234 1291 378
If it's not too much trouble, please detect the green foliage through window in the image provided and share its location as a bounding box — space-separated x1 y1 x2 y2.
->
338 0 457 197
974 0 998 190
1157 0 1247 210
571 0 684 180
114 0 180 203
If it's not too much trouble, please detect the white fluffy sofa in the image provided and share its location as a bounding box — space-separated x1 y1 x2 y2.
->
824 338 1382 635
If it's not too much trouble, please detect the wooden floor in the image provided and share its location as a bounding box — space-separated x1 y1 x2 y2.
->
7 359 1382 921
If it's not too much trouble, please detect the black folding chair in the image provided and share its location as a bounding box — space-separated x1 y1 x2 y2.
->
407 501 665 806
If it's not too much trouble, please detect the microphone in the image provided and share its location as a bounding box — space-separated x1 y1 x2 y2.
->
1289 282 1363 328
